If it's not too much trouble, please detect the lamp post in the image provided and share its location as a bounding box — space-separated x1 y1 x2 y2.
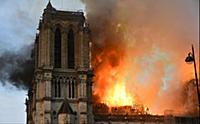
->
185 44 200 118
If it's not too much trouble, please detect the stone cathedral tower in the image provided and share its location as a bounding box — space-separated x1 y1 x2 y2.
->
26 2 93 124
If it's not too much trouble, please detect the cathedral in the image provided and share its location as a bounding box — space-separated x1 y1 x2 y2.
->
26 2 199 124
26 2 93 124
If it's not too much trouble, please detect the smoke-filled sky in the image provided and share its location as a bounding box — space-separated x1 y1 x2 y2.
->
0 0 199 123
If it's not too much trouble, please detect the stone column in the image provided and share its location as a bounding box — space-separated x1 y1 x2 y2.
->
44 72 52 98
70 79 72 99
43 71 52 124
87 69 94 124
35 72 45 124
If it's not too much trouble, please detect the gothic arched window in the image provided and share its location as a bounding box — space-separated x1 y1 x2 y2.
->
54 78 61 97
72 80 75 98
68 80 71 98
54 28 61 68
68 79 76 99
58 79 61 97
54 79 57 97
67 29 75 69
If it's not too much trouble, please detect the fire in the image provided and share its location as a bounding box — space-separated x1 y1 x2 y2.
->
88 0 198 115
104 80 134 106
92 46 136 107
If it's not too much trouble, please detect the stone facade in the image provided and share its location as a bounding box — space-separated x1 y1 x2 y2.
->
26 2 93 124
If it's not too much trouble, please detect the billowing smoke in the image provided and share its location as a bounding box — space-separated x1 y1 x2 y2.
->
0 0 84 89
0 45 34 89
0 0 44 89
82 0 199 115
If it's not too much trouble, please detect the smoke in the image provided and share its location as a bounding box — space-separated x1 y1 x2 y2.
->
82 0 199 115
0 0 84 89
0 0 41 89
0 45 34 89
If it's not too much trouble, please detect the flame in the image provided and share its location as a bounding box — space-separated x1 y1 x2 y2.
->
104 80 134 106
90 3 198 114
92 46 136 107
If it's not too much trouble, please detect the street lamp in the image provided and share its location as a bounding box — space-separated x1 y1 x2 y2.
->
185 44 200 118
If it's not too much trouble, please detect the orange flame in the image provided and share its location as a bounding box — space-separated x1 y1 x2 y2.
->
93 46 135 107
103 80 134 106
89 0 199 115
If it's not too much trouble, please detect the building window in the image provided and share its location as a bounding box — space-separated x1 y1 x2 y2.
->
58 80 61 97
54 79 57 97
54 78 61 97
67 29 75 69
54 28 61 68
72 80 75 98
68 80 71 98
68 79 76 99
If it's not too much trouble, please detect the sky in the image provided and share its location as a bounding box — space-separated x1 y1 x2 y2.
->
0 0 84 123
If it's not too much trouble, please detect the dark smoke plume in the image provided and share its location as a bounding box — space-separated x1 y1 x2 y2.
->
0 44 34 89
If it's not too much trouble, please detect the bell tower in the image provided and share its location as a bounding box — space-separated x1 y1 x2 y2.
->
26 2 93 124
